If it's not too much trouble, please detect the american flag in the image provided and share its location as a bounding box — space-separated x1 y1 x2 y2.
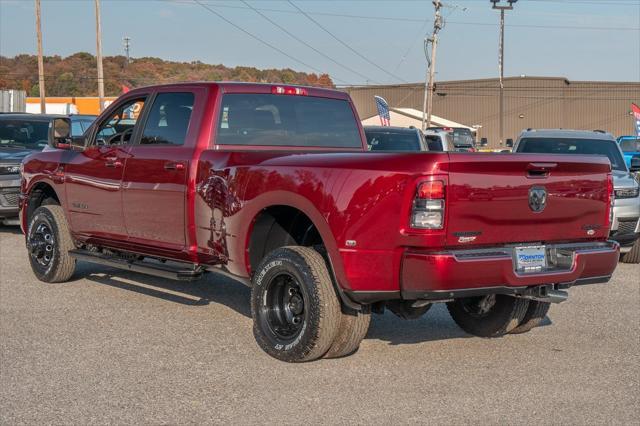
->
375 96 391 126
632 103 640 136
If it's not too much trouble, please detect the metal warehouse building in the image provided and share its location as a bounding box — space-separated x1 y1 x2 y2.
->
344 76 640 148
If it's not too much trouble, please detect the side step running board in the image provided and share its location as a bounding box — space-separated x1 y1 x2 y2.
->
69 249 204 281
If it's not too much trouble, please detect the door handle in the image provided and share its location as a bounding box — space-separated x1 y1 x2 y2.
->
164 161 185 171
105 156 123 168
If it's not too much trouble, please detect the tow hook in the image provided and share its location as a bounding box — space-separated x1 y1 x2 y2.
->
524 285 568 304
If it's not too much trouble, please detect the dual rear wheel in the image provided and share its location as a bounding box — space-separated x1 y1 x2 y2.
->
251 246 370 362
447 294 550 337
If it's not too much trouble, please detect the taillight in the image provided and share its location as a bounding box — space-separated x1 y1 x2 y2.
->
605 173 614 231
271 86 308 96
411 180 445 229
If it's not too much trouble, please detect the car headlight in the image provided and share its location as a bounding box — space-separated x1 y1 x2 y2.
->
0 164 21 175
614 187 640 199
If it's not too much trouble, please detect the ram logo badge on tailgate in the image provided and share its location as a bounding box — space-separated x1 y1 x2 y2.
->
528 186 547 213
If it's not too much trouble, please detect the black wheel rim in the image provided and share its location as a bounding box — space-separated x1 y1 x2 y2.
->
460 295 497 317
28 222 55 268
262 273 306 341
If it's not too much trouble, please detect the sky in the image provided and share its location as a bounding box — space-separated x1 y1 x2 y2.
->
0 0 639 86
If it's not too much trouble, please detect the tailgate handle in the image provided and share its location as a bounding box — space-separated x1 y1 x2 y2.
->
527 162 557 178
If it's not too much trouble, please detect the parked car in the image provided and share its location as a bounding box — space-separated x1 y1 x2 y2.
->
423 129 454 151
364 126 427 151
426 126 475 151
514 129 640 263
20 83 619 362
0 114 96 225
617 136 640 169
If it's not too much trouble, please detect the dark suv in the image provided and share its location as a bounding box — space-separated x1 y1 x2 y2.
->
0 114 95 225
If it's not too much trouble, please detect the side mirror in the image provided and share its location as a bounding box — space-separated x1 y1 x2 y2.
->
480 137 488 147
506 138 514 148
630 156 640 173
51 118 71 149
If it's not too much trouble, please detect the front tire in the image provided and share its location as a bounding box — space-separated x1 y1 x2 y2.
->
447 294 529 337
251 246 340 362
26 205 76 283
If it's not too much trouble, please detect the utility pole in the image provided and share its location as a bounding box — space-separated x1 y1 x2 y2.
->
95 0 105 112
34 0 46 114
123 36 131 65
422 0 443 130
491 0 517 147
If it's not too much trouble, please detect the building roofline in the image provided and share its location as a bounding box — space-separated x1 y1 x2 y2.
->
340 76 640 89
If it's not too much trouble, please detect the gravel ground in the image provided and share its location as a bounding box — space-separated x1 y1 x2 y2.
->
1 226 638 425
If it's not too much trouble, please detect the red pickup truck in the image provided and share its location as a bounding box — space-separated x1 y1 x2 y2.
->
20 82 619 362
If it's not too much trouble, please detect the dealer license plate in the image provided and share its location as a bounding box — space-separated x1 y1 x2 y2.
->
514 246 546 273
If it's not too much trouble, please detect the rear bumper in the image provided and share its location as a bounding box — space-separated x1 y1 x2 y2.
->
399 241 618 301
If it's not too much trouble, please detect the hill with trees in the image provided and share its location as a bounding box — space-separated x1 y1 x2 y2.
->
0 53 335 96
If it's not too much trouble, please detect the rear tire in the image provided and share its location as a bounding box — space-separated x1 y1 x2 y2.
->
509 300 551 334
26 205 76 283
447 294 529 337
621 239 640 264
251 246 340 362
324 306 371 359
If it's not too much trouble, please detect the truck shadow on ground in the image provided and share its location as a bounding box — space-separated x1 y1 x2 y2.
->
0 225 23 235
77 261 253 318
76 262 552 346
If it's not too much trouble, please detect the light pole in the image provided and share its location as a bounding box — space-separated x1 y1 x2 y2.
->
491 0 517 147
422 0 443 131
34 0 46 114
95 0 105 112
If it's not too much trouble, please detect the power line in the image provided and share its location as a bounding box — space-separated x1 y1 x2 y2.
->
191 0 349 85
286 0 408 83
186 1 639 31
239 0 379 84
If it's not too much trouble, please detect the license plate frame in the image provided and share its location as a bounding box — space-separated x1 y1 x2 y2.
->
514 245 547 273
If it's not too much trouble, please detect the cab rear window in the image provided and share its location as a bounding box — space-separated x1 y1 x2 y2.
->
216 94 362 148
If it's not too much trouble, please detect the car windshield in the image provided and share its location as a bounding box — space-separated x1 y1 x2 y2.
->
365 130 421 151
619 138 640 153
0 119 50 149
517 137 627 171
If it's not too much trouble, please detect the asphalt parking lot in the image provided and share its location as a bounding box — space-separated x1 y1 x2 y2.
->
1 226 638 424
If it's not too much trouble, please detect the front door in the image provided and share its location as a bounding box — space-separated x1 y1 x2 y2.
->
121 91 198 251
64 96 147 239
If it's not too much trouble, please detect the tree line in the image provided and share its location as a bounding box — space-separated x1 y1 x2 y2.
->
0 52 335 96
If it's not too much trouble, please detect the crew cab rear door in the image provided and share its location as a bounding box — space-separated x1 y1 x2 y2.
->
444 153 612 247
121 87 204 252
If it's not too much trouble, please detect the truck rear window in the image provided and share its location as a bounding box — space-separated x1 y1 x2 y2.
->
216 94 362 148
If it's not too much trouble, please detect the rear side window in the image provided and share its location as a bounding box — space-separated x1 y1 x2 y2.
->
140 92 194 146
216 94 361 148
425 135 443 151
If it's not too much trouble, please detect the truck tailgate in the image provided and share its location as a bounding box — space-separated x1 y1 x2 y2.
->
445 153 612 247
